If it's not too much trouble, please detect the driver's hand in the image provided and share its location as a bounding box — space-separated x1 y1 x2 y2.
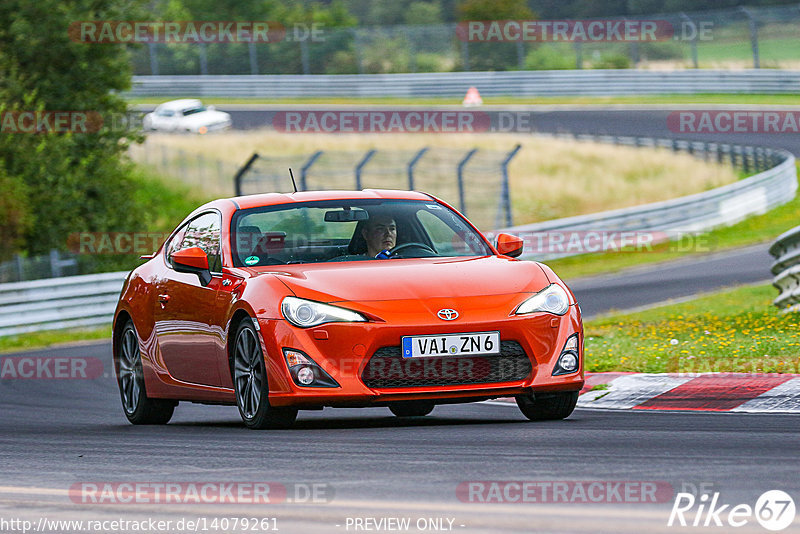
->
375 249 392 259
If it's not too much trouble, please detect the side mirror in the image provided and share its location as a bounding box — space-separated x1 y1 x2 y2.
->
207 105 215 111
495 233 524 258
171 247 212 286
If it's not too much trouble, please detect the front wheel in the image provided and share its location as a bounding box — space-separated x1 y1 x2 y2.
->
117 320 176 425
389 400 435 417
232 320 297 429
516 391 579 421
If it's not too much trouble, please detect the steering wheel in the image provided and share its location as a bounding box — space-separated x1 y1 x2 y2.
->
388 242 437 258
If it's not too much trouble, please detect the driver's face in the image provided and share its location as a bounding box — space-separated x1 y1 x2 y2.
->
363 216 397 256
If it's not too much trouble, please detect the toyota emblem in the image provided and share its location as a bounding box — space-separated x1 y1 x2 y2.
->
437 309 459 321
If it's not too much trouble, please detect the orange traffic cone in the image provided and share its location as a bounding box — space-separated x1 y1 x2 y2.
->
462 86 483 107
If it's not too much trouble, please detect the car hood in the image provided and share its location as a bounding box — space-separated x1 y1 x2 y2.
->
261 256 551 304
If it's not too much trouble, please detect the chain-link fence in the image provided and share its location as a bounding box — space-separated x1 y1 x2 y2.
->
127 5 800 75
128 141 241 196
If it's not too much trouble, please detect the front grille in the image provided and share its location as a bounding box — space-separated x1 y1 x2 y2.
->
361 340 533 388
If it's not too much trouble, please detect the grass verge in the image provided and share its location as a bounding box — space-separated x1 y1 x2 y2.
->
584 283 800 374
0 327 110 354
546 186 800 282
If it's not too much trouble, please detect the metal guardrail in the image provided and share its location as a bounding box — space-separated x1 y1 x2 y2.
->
491 136 797 261
770 226 800 311
0 272 128 337
129 70 800 99
1 137 796 336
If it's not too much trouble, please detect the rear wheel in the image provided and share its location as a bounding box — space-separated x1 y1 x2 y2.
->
232 320 297 429
516 391 579 421
389 400 435 417
117 320 176 425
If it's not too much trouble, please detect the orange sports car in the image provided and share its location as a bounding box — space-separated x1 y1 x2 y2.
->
113 190 584 429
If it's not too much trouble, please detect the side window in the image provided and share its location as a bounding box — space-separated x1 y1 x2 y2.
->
169 212 222 272
165 225 188 264
157 109 174 117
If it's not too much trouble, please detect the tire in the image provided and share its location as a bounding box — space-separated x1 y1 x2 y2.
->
232 319 297 430
516 391 579 421
116 320 176 425
389 400 435 418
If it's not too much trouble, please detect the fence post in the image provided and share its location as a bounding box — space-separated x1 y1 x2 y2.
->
248 42 258 74
198 43 209 75
300 151 324 191
461 40 470 71
300 40 311 75
352 29 365 74
574 41 583 69
355 149 377 190
456 148 478 215
500 144 522 228
516 40 525 70
407 147 429 190
741 7 760 69
680 13 699 68
233 153 260 196
15 254 24 282
148 42 159 75
49 249 61 278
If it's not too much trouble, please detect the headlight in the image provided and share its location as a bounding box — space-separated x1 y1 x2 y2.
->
514 284 570 316
281 296 367 328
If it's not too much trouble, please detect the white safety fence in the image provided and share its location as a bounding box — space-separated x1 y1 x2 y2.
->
0 272 128 337
129 70 800 99
1 140 797 336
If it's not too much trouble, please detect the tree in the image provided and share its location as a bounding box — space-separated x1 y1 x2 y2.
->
0 0 145 258
457 0 535 71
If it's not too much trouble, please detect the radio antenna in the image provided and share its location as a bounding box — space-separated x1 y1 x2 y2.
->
288 168 298 193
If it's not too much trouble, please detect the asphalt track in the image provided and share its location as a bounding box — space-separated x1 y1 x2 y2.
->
1 344 799 533
2 106 797 533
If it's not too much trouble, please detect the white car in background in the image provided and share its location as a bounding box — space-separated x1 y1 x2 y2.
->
143 99 232 134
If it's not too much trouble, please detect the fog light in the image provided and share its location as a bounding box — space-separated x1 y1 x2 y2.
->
553 333 580 376
559 352 578 372
297 365 314 385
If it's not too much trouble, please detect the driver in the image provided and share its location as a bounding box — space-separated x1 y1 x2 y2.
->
362 214 397 258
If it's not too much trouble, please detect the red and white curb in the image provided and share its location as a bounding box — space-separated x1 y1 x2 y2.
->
578 372 800 413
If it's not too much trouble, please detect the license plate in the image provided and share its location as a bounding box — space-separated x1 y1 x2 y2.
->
402 332 500 358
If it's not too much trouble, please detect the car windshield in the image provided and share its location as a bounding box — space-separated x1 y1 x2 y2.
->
182 106 206 116
231 199 492 266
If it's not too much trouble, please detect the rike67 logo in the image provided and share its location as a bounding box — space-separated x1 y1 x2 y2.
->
668 490 796 531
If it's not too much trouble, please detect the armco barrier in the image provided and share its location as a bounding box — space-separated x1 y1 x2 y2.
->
0 271 128 337
491 138 796 262
129 70 800 99
770 226 800 310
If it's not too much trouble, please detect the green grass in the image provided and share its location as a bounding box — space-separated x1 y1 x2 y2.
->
0 327 110 354
585 283 800 374
126 94 800 107
544 183 800 282
697 37 800 64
